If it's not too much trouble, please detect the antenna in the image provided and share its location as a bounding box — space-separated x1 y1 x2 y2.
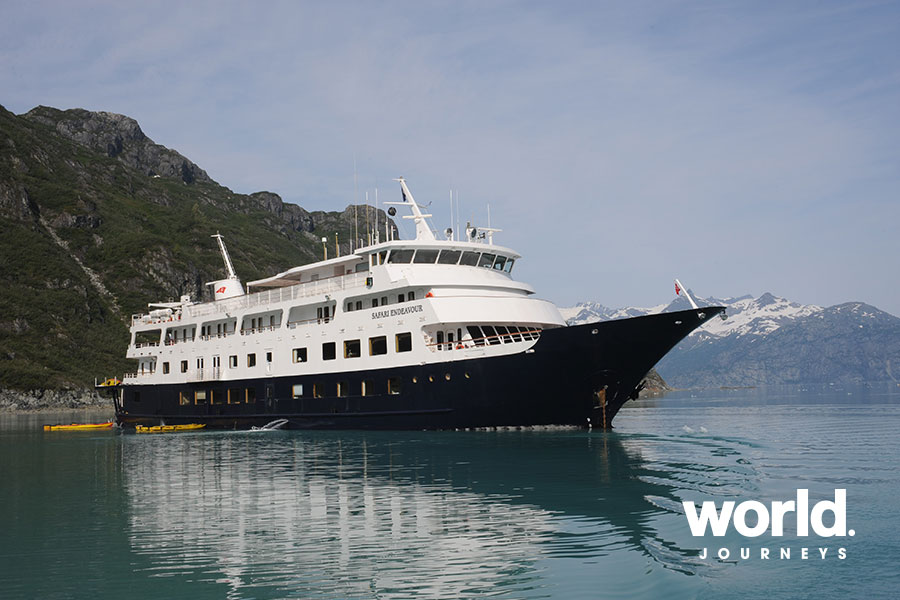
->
212 232 237 280
353 154 358 252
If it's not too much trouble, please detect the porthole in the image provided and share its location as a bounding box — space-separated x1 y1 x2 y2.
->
445 373 451 381
412 376 418 384
428 375 434 382
464 372 471 379
591 328 598 335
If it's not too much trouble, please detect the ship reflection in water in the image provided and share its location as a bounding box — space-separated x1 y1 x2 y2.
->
122 430 713 599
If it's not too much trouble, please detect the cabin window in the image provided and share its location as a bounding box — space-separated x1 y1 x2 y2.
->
413 249 439 263
504 259 515 273
355 301 362 310
369 335 387 356
398 293 405 303
179 391 191 406
459 251 480 266
211 390 223 405
381 296 388 306
347 302 353 312
408 291 416 301
387 249 414 263
322 342 336 361
229 355 238 368
362 380 375 396
228 388 241 404
437 249 462 264
293 347 308 363
355 262 368 273
162 362 170 374
437 331 444 350
372 298 379 307
467 326 485 346
245 388 256 403
509 326 523 342
337 381 349 397
247 353 256 367
181 360 188 373
493 255 507 271
479 253 496 268
482 325 502 345
396 332 412 353
313 382 325 398
292 384 304 399
194 390 207 405
196 357 204 369
266 352 273 363
344 339 361 358
378 251 387 264
388 377 402 395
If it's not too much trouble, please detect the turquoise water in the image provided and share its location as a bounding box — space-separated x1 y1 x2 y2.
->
2 384 899 599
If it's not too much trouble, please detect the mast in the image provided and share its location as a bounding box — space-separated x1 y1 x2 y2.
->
212 232 237 280
387 177 436 241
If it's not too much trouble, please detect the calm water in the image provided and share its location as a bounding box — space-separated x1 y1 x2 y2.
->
2 384 899 599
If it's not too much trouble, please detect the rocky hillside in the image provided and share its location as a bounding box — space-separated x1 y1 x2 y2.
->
563 293 900 388
0 104 395 392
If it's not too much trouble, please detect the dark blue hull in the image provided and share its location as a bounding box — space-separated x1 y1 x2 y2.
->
114 307 724 430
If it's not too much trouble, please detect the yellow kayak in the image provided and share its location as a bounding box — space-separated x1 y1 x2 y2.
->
43 422 115 431
135 423 206 434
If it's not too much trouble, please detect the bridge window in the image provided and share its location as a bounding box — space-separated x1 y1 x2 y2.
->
388 249 414 263
438 249 462 264
479 253 496 268
459 251 480 266
493 255 507 271
413 249 439 263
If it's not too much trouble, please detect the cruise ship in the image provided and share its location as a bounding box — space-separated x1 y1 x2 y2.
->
109 177 724 430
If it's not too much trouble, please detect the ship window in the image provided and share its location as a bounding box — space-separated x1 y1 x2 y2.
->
133 391 141 403
195 390 207 405
197 357 204 369
437 331 444 350
495 326 510 342
179 391 191 406
293 347 307 363
355 301 362 310
162 362 170 374
381 296 388 306
388 249 414 263
292 384 304 399
504 259 515 273
369 336 387 356
493 255 507 271
337 381 349 397
228 388 241 404
378 251 387 264
362 380 375 396
388 377 402 395
245 388 256 403
479 253 496 268
372 298 379 307
467 326 485 346
313 382 325 398
266 352 273 363
437 249 462 264
347 302 353 312
397 293 404 303
247 353 256 367
509 326 523 342
322 342 336 361
413 249 439 263
229 355 237 368
211 390 223 405
482 326 501 345
355 261 368 273
408 291 415 301
181 360 188 373
396 332 412 353
344 339 361 358
459 251 480 266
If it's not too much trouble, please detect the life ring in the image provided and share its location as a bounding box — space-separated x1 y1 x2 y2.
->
456 343 463 350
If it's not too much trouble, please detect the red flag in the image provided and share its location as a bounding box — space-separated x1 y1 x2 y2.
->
675 282 681 295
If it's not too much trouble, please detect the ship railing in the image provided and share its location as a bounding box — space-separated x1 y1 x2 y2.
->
239 325 280 336
198 331 236 342
425 328 542 352
287 316 332 329
123 372 137 381
185 271 368 320
131 312 184 327
133 341 160 349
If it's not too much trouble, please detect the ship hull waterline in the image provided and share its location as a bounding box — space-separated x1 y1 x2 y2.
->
113 307 724 431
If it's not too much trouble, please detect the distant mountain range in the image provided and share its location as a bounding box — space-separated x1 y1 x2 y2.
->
561 293 900 388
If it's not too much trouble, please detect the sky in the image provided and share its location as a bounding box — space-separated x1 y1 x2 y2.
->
2 0 899 315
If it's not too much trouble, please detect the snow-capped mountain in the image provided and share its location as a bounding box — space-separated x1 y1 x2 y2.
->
561 293 900 387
